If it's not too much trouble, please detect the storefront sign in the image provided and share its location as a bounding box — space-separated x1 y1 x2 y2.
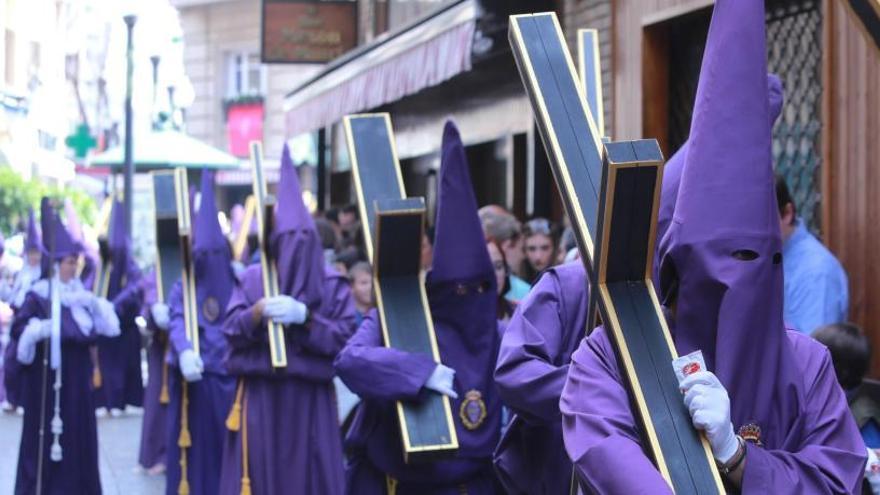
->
261 0 357 63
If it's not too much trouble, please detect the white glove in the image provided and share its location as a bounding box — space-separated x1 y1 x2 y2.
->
179 349 204 382
866 448 880 495
17 318 51 364
262 295 308 326
150 303 170 330
425 364 458 399
231 261 246 281
681 371 739 463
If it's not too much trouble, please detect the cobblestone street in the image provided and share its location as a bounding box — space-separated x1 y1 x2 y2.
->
0 410 164 494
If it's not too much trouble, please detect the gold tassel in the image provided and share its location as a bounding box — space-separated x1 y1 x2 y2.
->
92 364 103 389
240 381 251 495
178 380 191 495
178 381 191 447
386 475 398 495
92 349 103 389
226 379 244 432
159 343 170 405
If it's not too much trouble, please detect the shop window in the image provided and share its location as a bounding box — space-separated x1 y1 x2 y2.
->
225 51 266 98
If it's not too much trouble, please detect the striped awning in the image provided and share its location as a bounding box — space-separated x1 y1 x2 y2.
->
283 1 478 137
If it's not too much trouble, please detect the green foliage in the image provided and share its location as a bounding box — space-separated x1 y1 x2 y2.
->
0 168 96 236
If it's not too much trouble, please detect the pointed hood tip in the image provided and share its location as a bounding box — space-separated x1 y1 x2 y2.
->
40 197 80 260
430 120 493 283
25 207 42 252
673 0 776 237
275 144 314 235
194 169 228 253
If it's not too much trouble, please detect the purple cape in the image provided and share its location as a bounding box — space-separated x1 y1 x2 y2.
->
94 201 143 410
561 0 866 492
335 121 501 493
220 144 356 495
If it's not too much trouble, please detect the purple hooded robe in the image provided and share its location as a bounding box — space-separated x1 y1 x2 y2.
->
165 170 238 495
219 145 357 495
491 72 785 495
3 208 41 408
137 271 168 470
93 200 144 410
560 1 866 493
13 198 119 494
335 121 502 494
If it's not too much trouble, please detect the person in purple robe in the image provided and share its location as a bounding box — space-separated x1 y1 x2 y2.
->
219 144 356 495
93 200 144 415
164 170 237 495
560 1 866 492
493 73 786 495
137 270 168 475
3 209 43 412
335 121 502 494
12 197 120 495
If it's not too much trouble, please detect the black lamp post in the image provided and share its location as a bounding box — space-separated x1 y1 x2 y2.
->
123 13 137 237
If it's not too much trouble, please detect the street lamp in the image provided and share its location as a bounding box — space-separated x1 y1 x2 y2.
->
123 13 137 238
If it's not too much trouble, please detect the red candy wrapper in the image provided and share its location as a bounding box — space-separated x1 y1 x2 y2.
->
672 350 707 388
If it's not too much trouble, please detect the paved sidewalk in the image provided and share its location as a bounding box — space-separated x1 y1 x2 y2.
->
0 410 165 494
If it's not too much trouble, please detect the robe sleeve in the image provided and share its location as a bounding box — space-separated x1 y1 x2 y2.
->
560 327 674 494
112 278 143 318
221 275 267 349
290 275 356 357
495 270 570 425
334 309 437 402
167 281 194 356
741 347 866 494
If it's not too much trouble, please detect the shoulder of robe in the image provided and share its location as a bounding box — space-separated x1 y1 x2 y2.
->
785 329 832 388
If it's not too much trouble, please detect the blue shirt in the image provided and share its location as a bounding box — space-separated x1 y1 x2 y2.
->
782 218 849 334
506 274 531 303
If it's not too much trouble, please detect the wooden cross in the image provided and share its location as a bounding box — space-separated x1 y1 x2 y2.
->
344 113 458 463
249 141 287 369
510 12 725 494
151 169 199 355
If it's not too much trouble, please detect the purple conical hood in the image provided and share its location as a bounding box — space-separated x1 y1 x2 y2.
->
274 143 315 235
192 170 235 330
658 0 798 448
271 144 324 308
40 197 80 261
24 208 42 252
194 170 228 253
429 121 494 284
653 72 782 290
64 199 84 244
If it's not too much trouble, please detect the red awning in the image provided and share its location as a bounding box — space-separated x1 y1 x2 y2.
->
283 1 477 137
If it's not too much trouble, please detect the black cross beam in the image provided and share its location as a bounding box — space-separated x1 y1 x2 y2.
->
249 142 287 369
150 169 199 353
844 0 880 50
344 113 459 463
510 12 725 494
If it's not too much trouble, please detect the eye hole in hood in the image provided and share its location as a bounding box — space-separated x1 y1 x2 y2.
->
731 249 759 261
